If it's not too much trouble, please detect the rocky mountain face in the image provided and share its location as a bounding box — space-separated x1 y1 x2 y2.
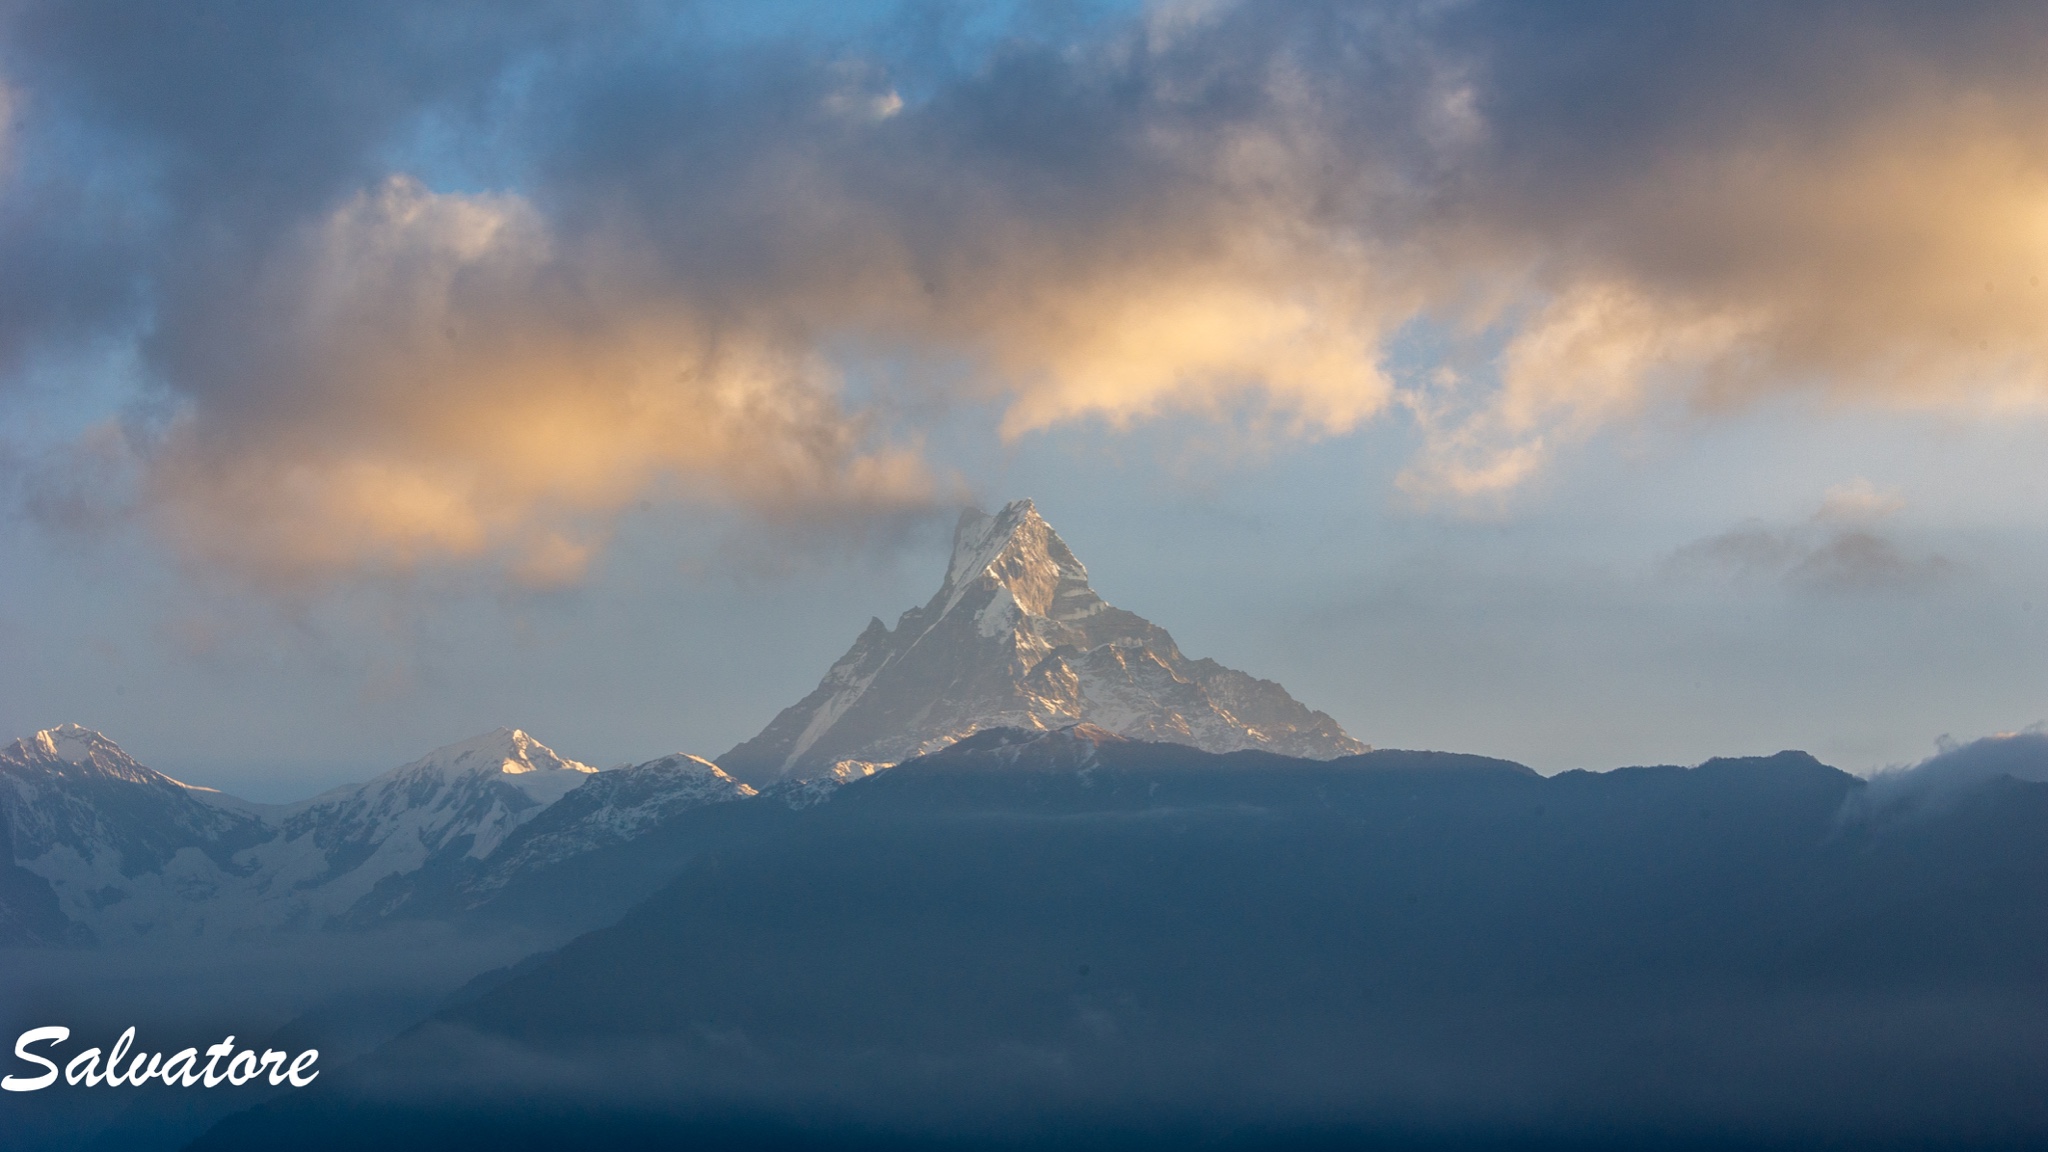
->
0 726 752 943
717 500 1366 786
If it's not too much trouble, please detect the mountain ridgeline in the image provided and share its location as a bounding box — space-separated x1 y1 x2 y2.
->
9 499 2048 1148
0 500 1369 948
193 726 2048 1150
0 726 757 946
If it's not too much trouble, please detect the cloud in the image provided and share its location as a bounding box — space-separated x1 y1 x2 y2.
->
1856 726 2048 812
1664 482 1957 595
1817 478 1907 522
141 176 938 588
1392 5 2048 494
0 76 14 176
4 0 2048 584
1669 527 1954 596
1398 284 1758 497
519 12 1429 447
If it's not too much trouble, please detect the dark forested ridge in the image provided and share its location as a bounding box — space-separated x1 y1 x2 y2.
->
190 730 2048 1150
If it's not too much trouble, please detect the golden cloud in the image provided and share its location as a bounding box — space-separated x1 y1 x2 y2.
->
146 79 2048 578
1399 89 2048 497
146 177 938 589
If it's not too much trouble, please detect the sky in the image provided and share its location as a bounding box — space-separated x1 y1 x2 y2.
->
1 0 2046 800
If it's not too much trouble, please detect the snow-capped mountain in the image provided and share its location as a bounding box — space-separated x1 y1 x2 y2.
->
411 752 755 907
232 727 601 926
717 500 1366 786
0 724 271 859
472 754 753 879
3 502 1365 941
0 726 752 943
0 724 272 943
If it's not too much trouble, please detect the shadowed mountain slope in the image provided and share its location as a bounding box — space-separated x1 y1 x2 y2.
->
193 731 2048 1150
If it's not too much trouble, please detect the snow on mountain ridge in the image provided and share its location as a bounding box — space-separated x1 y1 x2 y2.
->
939 500 1092 621
0 727 275 944
308 726 596 798
36 723 114 767
252 728 606 920
717 499 1367 785
7 724 200 788
0 726 719 944
450 753 755 899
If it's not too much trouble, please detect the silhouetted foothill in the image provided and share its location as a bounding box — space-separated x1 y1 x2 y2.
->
187 734 2048 1149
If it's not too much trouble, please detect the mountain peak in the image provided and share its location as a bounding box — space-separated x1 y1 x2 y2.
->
395 728 596 786
941 499 1100 624
32 723 122 766
3 724 173 786
718 499 1366 784
269 728 603 901
946 500 1059 584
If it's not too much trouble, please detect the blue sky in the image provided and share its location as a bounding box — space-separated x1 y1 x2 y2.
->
2 0 2046 798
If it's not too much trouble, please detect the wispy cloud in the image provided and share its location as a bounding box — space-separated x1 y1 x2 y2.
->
1854 725 2048 812
1665 481 1957 595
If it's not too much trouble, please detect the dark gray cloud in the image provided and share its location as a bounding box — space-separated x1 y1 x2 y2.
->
1669 524 1958 595
1664 480 1959 594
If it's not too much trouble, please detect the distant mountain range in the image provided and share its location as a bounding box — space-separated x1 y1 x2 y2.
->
14 499 2048 1148
0 499 1369 946
0 725 753 945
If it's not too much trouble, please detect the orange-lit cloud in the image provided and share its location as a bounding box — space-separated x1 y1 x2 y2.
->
145 178 937 589
1399 91 2048 496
